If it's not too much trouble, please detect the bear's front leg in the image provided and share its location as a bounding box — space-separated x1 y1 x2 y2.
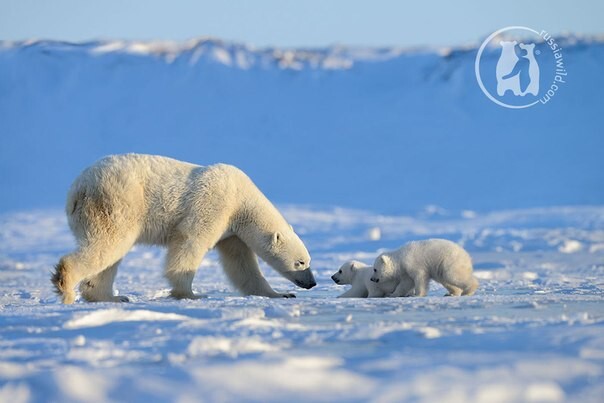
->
366 281 386 298
338 285 369 298
410 272 429 297
388 274 415 297
389 281 415 297
165 237 206 300
216 236 296 298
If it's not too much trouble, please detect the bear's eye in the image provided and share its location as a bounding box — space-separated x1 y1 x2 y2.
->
373 268 377 272
296 260 305 266
338 270 342 274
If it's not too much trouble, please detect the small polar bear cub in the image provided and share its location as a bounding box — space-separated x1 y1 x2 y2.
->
331 260 394 298
370 239 479 297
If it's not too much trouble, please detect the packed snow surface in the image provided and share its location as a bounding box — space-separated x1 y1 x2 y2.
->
1 206 603 402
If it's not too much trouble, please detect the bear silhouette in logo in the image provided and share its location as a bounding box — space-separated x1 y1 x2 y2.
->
496 41 539 97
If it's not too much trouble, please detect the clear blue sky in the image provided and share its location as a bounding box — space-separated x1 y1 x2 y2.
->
1 0 601 48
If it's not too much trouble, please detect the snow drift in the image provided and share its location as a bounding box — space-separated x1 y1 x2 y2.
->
1 36 603 213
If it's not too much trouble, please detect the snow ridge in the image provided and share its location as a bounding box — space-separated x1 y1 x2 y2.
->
2 34 602 71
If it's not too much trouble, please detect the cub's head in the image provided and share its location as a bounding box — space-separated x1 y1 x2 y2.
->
260 227 316 290
331 260 366 285
370 254 396 284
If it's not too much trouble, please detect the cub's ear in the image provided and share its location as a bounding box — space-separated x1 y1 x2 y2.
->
350 262 357 270
272 232 283 245
378 255 391 265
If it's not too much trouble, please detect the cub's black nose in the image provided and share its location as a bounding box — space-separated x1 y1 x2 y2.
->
331 275 339 283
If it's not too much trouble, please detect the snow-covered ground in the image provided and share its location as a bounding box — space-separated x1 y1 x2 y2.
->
1 205 603 402
1 35 603 402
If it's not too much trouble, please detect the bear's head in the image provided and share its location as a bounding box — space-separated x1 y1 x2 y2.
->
370 254 396 284
256 227 316 290
331 260 365 285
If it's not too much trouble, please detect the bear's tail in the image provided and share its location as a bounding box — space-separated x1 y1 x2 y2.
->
51 257 75 304
462 276 479 296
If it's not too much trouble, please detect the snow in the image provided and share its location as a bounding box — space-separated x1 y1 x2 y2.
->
0 34 603 401
1 205 603 401
1 36 603 213
63 309 192 329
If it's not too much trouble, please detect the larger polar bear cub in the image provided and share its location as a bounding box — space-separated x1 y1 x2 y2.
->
52 154 316 304
370 239 478 297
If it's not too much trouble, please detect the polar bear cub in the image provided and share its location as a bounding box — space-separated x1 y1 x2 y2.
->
370 239 479 297
331 260 393 298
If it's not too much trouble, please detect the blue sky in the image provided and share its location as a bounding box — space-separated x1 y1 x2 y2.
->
1 0 602 47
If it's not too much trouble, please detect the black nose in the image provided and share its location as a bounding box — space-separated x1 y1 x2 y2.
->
371 277 379 283
297 279 316 289
331 275 339 284
293 268 316 289
294 279 317 289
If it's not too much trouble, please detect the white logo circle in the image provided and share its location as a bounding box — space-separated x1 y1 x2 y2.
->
475 26 567 109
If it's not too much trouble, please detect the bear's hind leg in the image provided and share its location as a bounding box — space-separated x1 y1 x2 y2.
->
52 188 142 304
52 255 78 304
216 236 294 298
52 241 133 304
441 270 479 297
409 272 430 297
79 260 129 302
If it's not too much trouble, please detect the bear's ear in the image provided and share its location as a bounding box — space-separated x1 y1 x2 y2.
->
272 232 283 245
378 255 391 265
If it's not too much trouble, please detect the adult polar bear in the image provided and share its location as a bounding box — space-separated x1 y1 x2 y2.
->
52 154 316 304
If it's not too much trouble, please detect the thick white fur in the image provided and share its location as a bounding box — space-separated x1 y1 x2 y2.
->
331 260 393 298
370 239 479 297
52 154 315 304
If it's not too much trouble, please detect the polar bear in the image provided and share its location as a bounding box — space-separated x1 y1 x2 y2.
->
331 260 393 298
370 239 478 297
51 154 316 304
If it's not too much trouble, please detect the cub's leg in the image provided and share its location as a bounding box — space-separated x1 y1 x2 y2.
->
79 260 129 302
390 281 415 297
410 271 430 297
367 279 387 297
440 267 479 296
389 274 416 297
216 236 294 298
338 285 369 298
461 277 479 296
366 288 386 298
442 284 463 297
